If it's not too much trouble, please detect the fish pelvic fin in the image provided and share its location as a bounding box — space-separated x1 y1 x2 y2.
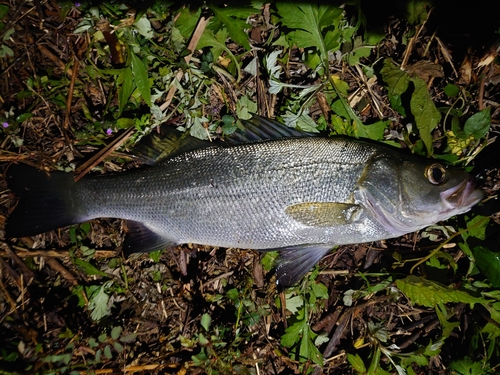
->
122 220 176 256
274 244 334 287
6 164 84 238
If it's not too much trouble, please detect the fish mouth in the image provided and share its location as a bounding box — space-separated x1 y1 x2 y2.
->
440 178 484 211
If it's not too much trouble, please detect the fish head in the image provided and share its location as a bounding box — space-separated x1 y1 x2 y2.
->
355 155 485 235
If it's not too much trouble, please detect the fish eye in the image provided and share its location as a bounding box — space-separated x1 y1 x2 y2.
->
426 163 447 185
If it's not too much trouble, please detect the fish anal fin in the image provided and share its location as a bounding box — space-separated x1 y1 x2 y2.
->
274 244 334 286
285 202 362 227
122 221 176 256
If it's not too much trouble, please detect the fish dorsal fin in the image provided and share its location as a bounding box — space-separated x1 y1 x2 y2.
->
226 115 317 144
133 115 317 164
285 202 363 227
133 127 212 165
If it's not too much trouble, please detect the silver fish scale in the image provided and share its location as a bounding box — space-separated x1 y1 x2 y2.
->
78 137 393 250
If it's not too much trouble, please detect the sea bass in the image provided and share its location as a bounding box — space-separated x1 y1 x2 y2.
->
5 116 484 286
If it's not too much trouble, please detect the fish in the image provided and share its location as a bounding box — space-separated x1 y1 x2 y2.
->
4 116 485 286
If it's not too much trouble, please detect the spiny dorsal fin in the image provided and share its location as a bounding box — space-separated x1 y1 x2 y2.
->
133 114 318 164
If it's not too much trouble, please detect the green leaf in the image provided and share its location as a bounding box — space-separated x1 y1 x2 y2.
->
209 5 254 50
87 282 113 321
119 333 138 343
310 281 328 300
464 108 491 140
201 313 211 332
380 59 440 155
175 7 201 40
406 0 432 24
285 295 304 314
281 319 323 365
104 344 113 359
444 83 460 98
450 357 490 375
73 258 108 277
277 3 343 69
111 326 123 340
463 215 489 241
347 353 367 373
236 95 257 120
197 28 241 81
130 52 151 106
396 275 483 308
117 66 134 115
134 15 154 39
471 246 500 288
410 77 441 156
113 341 124 353
281 320 303 347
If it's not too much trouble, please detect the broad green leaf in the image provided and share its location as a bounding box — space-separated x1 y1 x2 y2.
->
117 66 134 115
464 108 491 140
380 59 411 96
130 52 151 106
277 3 343 69
410 77 440 155
462 215 489 241
396 275 483 308
175 7 201 39
471 246 500 288
380 59 440 155
209 5 253 50
380 59 410 116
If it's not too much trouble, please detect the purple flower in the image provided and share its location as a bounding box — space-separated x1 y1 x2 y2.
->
106 128 113 135
74 2 81 7
2 122 8 128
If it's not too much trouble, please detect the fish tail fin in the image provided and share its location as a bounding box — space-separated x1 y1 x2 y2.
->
6 165 84 238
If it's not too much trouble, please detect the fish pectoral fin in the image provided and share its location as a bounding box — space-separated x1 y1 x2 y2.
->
122 220 176 256
274 244 334 286
285 202 362 227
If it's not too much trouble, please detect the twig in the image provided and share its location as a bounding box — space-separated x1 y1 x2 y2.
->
73 126 135 181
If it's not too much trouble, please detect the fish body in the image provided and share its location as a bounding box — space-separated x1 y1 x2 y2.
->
5 117 484 285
